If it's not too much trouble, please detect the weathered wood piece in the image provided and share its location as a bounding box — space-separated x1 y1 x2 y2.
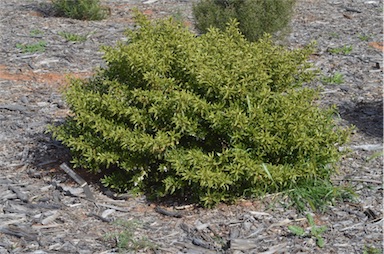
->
60 163 95 201
154 206 183 218
8 185 29 202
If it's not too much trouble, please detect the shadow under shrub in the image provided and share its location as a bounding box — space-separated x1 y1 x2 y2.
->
51 0 109 20
50 13 350 208
193 0 296 41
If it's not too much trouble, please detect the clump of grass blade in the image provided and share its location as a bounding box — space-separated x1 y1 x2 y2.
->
285 179 356 213
58 31 87 42
322 72 344 85
16 41 47 53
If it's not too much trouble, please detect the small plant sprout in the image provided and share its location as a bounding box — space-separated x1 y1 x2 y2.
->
104 219 156 252
363 245 382 254
58 31 87 42
16 41 47 53
322 72 344 85
366 151 383 162
288 213 328 248
329 32 340 39
328 45 353 55
30 29 44 36
171 9 184 23
358 34 371 41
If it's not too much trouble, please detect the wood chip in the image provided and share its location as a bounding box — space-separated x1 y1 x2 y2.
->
96 203 130 212
230 238 258 250
154 206 182 218
59 163 95 201
143 0 158 4
88 212 113 223
101 208 115 218
268 219 292 229
41 211 60 225
259 243 288 254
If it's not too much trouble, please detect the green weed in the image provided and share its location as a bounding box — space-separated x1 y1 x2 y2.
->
16 41 47 53
358 34 371 41
30 29 44 36
363 245 382 254
322 72 344 85
286 179 356 213
328 45 353 55
104 219 156 252
288 213 327 248
58 31 87 42
329 32 340 39
366 151 383 162
171 9 184 23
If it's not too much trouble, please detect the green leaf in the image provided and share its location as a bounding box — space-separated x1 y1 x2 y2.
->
316 237 325 248
306 213 315 227
288 225 305 236
312 225 327 236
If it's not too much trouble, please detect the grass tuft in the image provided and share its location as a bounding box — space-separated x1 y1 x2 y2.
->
30 29 44 36
58 31 87 42
328 45 353 55
16 41 47 53
285 179 357 213
321 72 344 85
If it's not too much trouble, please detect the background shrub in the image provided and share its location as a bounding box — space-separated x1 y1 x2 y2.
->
193 0 296 41
51 0 109 20
50 13 350 207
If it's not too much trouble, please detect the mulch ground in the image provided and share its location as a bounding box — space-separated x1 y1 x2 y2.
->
0 0 382 253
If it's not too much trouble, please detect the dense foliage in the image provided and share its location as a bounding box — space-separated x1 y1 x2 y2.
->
51 0 109 20
50 13 350 207
193 0 296 41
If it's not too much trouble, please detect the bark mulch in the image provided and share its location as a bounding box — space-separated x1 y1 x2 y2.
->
0 0 382 253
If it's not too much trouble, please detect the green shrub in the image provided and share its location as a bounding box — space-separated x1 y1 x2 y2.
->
50 13 350 207
51 0 109 20
193 0 296 41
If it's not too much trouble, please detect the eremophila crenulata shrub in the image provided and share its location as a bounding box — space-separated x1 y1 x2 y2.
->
50 12 351 208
